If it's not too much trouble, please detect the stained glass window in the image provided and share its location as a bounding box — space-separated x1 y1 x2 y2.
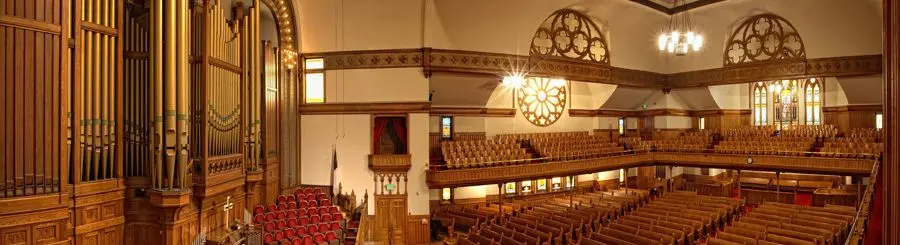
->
521 181 532 193
551 177 561 191
805 79 822 125
618 118 625 135
440 116 453 139
304 58 325 103
504 182 516 195
753 83 768 125
537 179 547 191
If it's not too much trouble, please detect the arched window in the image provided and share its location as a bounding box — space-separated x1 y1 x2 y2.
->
753 83 768 125
805 79 822 125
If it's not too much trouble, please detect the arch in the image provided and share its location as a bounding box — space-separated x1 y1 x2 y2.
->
804 78 823 125
530 9 610 64
260 0 300 67
724 14 805 66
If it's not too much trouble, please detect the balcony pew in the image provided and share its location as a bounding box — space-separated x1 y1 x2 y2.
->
607 223 676 245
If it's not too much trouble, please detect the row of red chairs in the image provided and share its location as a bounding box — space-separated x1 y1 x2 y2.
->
264 230 339 245
279 193 330 204
255 204 339 217
255 212 342 226
263 220 342 234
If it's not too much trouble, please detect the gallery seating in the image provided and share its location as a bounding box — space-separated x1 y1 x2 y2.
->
708 202 855 245
441 139 533 169
254 188 345 245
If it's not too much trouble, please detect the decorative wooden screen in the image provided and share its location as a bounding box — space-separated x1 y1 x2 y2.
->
0 0 69 196
724 14 805 65
530 8 610 64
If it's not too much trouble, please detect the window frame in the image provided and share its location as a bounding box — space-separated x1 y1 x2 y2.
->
618 117 626 136
804 78 823 125
699 117 705 130
440 188 453 202
303 57 325 104
877 113 884 129
440 116 454 140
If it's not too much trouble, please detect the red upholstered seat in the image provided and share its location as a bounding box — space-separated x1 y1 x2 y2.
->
316 193 327 200
277 203 287 211
276 211 286 220
310 214 320 224
298 201 308 208
254 214 266 224
304 188 313 195
254 205 266 215
308 200 318 207
274 230 285 241
325 231 338 241
287 195 297 202
287 202 297 210
264 222 276 233
303 236 314 245
265 212 276 222
320 199 331 206
287 218 298 228
321 214 332 223
317 207 328 215
292 237 303 245
305 194 315 201
313 233 326 244
276 220 286 230
264 233 275 244
329 222 341 231
328 206 339 214
294 188 304 196
297 208 307 216
284 228 296 238
296 226 308 236
287 210 297 219
313 188 322 195
317 223 329 232
296 193 306 201
332 212 343 221
277 195 287 204
267 204 277 212
308 224 319 233
298 216 309 225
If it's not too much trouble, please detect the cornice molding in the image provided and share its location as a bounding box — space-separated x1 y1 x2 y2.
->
299 101 431 115
305 48 881 88
630 0 728 15
429 107 516 117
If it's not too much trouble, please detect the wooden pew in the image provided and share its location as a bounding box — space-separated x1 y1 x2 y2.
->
766 233 815 245
615 218 685 245
597 227 663 245
608 223 675 245
715 232 757 245
589 232 637 245
707 238 742 245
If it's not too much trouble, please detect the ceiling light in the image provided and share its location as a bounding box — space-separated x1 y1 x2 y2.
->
658 0 703 56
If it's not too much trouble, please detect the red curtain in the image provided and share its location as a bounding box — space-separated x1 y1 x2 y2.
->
391 118 407 153
372 118 388 154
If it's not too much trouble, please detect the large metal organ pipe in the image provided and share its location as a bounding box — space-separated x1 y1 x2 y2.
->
150 0 190 190
243 0 262 171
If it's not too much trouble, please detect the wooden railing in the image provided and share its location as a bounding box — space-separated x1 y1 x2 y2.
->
426 150 876 188
845 160 879 245
368 154 412 172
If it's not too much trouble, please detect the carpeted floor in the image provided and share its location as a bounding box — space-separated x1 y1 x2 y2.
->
794 193 812 206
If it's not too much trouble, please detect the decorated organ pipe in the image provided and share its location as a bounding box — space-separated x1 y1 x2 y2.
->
242 0 262 170
190 0 245 177
76 0 121 182
149 0 190 190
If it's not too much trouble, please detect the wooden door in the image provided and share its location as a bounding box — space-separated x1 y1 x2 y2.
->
375 195 407 245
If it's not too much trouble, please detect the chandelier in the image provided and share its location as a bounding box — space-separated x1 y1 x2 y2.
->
657 0 703 55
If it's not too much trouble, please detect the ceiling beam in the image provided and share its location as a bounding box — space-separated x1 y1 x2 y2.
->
631 0 728 15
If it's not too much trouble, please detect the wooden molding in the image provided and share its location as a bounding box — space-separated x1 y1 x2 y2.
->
429 107 516 117
369 154 412 172
823 104 884 112
630 0 728 15
307 48 882 88
299 101 431 115
570 108 741 117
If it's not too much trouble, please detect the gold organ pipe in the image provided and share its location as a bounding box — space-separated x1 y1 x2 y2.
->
165 0 177 188
179 0 189 188
152 0 163 188
100 0 108 178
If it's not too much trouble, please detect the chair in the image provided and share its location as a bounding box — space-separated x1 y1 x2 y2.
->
321 214 332 222
284 228 296 238
277 203 287 211
329 222 341 231
294 188 305 197
299 201 309 209
254 214 266 224
288 218 298 228
316 193 327 200
306 194 316 202
264 233 276 244
267 204 278 212
287 202 297 210
308 224 319 233
276 220 287 230
298 216 309 225
332 213 343 221
264 222 277 233
318 207 329 215
302 236 314 245
310 214 320 224
276 211 286 220
265 213 276 222
297 208 307 217
296 193 306 201
277 195 287 205
292 237 303 245
308 200 318 207
254 205 266 215
304 188 314 195
313 233 326 244
318 223 330 232
274 230 285 241
287 195 297 203
286 210 297 219
313 188 322 195
328 206 339 214
325 231 339 242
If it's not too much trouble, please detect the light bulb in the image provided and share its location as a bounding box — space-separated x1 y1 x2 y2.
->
503 75 525 88
693 35 703 51
671 31 680 42
686 32 695 44
657 35 667 51
667 41 675 53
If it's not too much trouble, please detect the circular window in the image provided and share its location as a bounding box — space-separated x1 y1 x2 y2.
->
517 77 567 127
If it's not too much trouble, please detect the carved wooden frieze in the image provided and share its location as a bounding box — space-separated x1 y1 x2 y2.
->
725 14 806 66
426 49 525 75
806 55 883 77
723 58 808 83
530 9 610 64
610 67 668 88
429 107 515 117
298 102 431 115
307 49 424 70
369 154 412 173
669 68 724 88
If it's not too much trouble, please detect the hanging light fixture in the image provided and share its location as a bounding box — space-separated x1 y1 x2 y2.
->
657 0 703 55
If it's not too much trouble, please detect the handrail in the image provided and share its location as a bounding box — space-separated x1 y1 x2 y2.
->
845 159 879 245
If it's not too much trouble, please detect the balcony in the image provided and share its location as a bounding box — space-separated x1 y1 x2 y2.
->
425 152 875 188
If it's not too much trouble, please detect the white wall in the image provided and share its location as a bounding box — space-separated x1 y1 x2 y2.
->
654 116 693 129
709 84 750 110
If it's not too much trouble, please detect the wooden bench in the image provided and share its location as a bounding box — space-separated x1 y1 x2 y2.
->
608 223 675 245
597 227 663 245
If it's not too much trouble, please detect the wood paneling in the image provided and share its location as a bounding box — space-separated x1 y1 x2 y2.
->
1 0 68 197
299 101 431 115
406 215 431 245
429 107 515 117
885 1 899 243
823 104 882 133
741 189 795 205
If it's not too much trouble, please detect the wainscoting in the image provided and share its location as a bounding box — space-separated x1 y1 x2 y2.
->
406 215 431 245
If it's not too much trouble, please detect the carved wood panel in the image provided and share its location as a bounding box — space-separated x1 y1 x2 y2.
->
375 195 407 244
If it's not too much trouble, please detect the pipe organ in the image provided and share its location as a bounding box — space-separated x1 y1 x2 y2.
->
242 0 263 171
263 41 279 159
